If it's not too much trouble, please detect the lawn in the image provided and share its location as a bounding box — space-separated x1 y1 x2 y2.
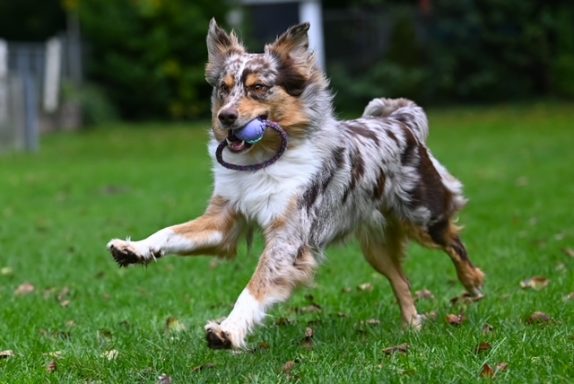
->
1 102 573 383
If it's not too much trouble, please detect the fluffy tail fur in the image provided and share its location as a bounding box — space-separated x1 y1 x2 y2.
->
363 98 429 142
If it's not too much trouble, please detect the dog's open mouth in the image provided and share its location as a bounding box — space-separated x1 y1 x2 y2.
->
226 131 253 153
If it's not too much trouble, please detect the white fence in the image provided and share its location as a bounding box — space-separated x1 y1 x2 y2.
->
0 34 80 153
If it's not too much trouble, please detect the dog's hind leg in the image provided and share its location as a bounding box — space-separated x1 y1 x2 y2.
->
359 224 423 329
412 219 485 299
430 221 485 298
107 196 241 266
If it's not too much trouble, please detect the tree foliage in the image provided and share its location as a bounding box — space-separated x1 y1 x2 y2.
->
75 0 228 120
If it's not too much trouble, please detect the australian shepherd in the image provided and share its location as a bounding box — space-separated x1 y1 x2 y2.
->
108 20 485 349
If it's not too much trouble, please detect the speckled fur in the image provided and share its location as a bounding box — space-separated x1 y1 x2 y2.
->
107 20 485 350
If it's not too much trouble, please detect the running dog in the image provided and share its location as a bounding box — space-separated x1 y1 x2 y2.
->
107 20 485 349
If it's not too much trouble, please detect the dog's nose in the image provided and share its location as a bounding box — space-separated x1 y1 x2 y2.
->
218 109 238 126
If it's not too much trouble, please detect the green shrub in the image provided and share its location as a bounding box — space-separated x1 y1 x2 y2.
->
72 0 228 120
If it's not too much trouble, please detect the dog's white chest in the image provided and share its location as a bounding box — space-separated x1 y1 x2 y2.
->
211 141 321 227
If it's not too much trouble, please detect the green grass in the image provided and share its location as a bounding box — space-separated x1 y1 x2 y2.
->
1 102 573 383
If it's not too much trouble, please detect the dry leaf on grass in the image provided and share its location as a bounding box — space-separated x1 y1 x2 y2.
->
14 283 35 296
382 343 409 355
46 360 57 373
423 311 438 321
561 247 574 258
496 362 509 373
446 313 466 326
357 283 374 292
482 323 495 335
520 276 549 290
415 289 434 301
563 292 574 302
165 316 186 333
365 319 381 326
282 360 296 375
157 374 172 383
526 311 553 325
480 363 495 378
450 292 482 306
301 327 314 349
0 350 15 359
297 304 322 314
475 342 492 354
102 349 119 361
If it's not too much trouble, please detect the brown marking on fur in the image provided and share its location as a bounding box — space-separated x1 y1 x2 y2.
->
372 166 386 200
222 74 235 89
343 147 365 203
399 125 418 165
345 123 380 146
243 73 260 88
171 196 239 258
386 129 399 145
302 148 345 210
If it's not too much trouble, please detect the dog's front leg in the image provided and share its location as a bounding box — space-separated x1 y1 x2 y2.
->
107 196 240 266
205 229 316 350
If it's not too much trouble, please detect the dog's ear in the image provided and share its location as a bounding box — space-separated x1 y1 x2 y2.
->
206 18 244 85
265 23 315 96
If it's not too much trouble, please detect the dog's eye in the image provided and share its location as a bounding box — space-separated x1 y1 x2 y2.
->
251 83 269 92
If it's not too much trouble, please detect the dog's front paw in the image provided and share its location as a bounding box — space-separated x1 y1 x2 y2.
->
204 321 245 350
107 239 159 267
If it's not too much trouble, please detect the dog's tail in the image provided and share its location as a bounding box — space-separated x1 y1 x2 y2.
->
362 98 429 142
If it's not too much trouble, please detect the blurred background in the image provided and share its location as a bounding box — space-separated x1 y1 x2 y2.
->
0 0 573 152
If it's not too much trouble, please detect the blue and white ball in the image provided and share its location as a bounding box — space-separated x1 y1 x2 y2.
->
235 119 267 144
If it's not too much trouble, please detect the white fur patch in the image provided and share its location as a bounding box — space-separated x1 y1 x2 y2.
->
210 139 323 226
218 289 266 348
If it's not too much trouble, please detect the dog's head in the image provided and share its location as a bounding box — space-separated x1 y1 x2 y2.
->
205 19 330 154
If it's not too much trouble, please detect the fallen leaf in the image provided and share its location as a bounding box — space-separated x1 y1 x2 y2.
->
275 317 291 326
297 304 322 314
15 283 35 296
450 292 482 306
46 360 57 373
496 362 509 373
44 351 63 359
366 318 381 326
526 311 553 325
301 327 314 349
102 349 118 361
446 313 465 326
382 343 409 355
357 283 373 292
562 247 574 258
482 323 495 335
191 363 215 373
282 360 296 375
157 374 172 383
563 292 574 302
1 267 13 276
341 287 352 293
258 341 270 350
520 276 549 290
480 363 495 378
423 311 438 321
66 320 77 328
475 342 492 354
336 312 349 318
98 329 113 343
415 289 434 301
59 300 71 308
0 350 15 359
165 316 186 333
